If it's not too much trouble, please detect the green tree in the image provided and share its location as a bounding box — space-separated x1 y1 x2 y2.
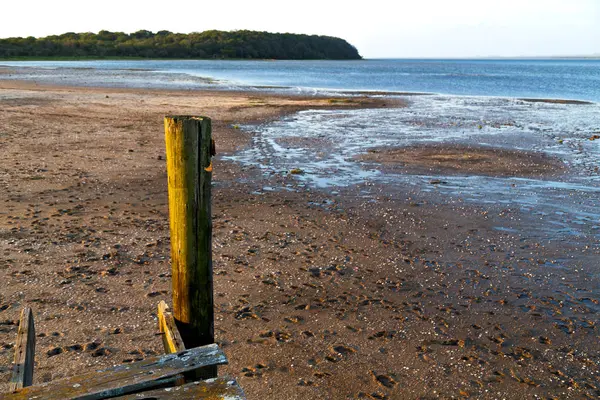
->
0 30 362 60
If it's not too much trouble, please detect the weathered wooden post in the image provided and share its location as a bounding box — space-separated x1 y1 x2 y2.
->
9 307 35 392
164 116 215 377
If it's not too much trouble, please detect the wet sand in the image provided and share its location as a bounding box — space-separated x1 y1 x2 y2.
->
518 98 594 105
358 144 565 177
0 82 598 399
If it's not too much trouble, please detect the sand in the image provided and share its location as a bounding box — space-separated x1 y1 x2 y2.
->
0 81 598 399
358 144 565 177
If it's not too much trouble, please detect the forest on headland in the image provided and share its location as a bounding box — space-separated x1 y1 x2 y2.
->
0 30 362 60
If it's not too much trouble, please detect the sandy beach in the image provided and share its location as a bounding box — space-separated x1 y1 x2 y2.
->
0 81 598 399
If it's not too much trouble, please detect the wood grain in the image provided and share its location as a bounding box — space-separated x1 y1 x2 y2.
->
2 344 226 400
157 301 185 354
164 116 214 353
9 308 35 392
112 377 245 399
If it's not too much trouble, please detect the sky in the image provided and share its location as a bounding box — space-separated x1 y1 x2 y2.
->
1 0 598 58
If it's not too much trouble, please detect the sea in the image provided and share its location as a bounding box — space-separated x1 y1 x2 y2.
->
0 58 599 101
1 58 599 240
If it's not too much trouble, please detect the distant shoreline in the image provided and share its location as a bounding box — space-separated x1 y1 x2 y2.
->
366 57 600 61
1 56 599 62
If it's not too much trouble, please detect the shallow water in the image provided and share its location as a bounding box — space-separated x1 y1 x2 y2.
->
1 58 600 101
226 95 600 240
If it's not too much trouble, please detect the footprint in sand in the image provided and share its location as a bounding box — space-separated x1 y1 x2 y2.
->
370 370 397 389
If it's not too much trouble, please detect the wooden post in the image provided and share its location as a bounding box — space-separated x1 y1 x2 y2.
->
164 116 214 375
10 307 35 392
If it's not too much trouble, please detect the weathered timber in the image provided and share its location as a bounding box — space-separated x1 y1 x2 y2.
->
164 116 214 355
156 301 186 386
157 301 185 354
9 308 35 392
1 344 227 400
112 377 246 399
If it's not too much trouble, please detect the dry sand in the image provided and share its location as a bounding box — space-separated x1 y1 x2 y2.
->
0 82 598 399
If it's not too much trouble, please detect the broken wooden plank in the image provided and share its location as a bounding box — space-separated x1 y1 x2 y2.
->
157 301 186 386
9 307 35 392
2 344 227 400
112 377 246 399
157 301 185 354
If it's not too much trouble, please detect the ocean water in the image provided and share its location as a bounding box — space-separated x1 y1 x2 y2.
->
1 58 599 239
0 58 599 102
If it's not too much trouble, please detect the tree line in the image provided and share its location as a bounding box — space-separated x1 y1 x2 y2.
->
0 30 362 60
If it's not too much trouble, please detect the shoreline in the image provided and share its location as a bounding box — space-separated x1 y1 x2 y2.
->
0 79 401 156
0 82 598 399
1 63 598 105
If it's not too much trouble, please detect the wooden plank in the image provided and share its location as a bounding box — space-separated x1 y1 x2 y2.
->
2 344 227 400
9 307 35 392
112 377 246 399
157 301 185 354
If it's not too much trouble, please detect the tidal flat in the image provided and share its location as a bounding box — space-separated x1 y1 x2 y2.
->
0 80 598 399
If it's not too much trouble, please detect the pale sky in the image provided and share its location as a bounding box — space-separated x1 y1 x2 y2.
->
1 0 598 58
